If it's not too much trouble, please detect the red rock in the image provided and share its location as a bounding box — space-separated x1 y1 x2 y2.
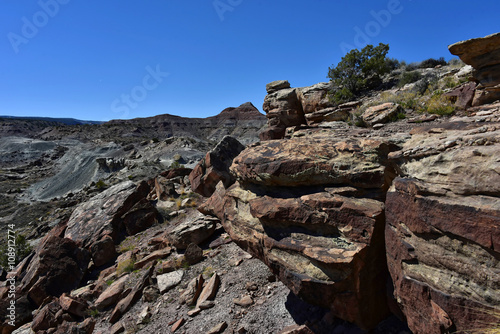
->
279 324 314 334
189 136 245 197
196 273 220 308
94 274 129 311
263 87 306 129
133 247 171 270
109 264 155 323
19 234 90 307
443 82 476 109
31 300 61 332
64 181 156 266
171 318 185 332
59 293 88 318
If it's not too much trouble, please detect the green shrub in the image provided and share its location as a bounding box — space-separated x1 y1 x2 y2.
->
117 258 135 275
398 71 422 87
419 57 447 69
424 93 455 115
95 179 107 190
327 43 391 104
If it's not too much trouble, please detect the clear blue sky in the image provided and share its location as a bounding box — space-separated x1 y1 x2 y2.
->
1 1 499 121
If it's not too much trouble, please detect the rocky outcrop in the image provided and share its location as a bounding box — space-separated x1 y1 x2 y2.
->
189 136 246 197
64 180 157 266
202 95 500 332
204 130 401 329
449 32 500 106
386 121 500 334
361 102 403 126
260 81 359 139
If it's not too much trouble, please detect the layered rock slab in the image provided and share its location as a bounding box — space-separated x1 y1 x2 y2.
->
386 121 500 334
64 180 157 266
449 32 500 106
206 131 400 329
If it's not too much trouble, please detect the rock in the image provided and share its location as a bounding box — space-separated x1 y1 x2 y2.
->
386 122 500 334
444 82 477 109
168 215 217 249
245 282 258 292
90 235 117 269
196 273 220 308
134 247 172 270
183 243 204 265
189 136 246 197
233 295 253 307
362 102 403 126
171 318 185 332
59 293 88 318
136 305 151 325
160 167 193 180
279 324 314 334
109 321 125 334
121 198 158 236
209 129 400 330
266 80 291 94
198 300 215 310
230 132 395 190
96 157 125 172
142 286 160 303
449 32 500 106
157 270 184 294
109 263 155 323
17 232 90 307
52 318 95 334
207 321 228 334
258 125 287 141
155 176 178 201
263 87 306 131
296 83 347 125
180 274 204 306
94 274 129 311
31 300 61 332
65 181 156 266
187 308 201 317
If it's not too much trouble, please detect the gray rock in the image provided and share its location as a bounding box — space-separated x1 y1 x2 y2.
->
157 270 184 294
168 215 217 249
266 80 291 93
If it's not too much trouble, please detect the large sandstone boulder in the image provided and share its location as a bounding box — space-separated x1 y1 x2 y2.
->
189 136 246 197
65 181 157 266
206 130 401 329
449 32 500 105
386 121 500 334
266 80 291 94
362 103 403 126
262 87 306 129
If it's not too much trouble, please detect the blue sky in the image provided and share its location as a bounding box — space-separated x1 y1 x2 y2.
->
1 1 499 121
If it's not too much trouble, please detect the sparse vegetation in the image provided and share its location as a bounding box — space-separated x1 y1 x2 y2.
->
95 179 107 190
419 57 447 69
117 258 135 275
397 70 422 87
169 160 185 169
424 91 455 115
328 43 391 104
0 234 33 269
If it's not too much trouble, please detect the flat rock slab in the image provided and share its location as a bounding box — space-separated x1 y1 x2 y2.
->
157 270 184 294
